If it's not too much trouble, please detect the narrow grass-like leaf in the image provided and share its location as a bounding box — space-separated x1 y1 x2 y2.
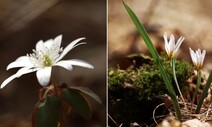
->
196 71 212 113
123 1 181 120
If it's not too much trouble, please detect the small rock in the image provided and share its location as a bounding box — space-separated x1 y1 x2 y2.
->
182 119 211 127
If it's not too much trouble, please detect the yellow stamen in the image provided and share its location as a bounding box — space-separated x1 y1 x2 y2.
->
43 55 52 67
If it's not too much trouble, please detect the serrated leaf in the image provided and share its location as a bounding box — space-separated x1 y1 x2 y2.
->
34 95 61 127
61 88 91 120
69 86 102 104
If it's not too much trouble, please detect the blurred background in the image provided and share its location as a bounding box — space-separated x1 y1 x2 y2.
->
108 0 212 126
108 0 212 70
0 0 106 127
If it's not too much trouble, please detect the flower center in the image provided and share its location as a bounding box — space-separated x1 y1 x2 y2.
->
42 55 52 67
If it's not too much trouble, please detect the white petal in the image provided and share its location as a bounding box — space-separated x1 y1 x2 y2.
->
53 35 62 50
163 32 169 53
16 56 31 62
7 56 34 70
16 67 38 77
56 37 86 62
54 61 73 70
189 47 197 64
36 40 44 50
36 40 48 53
163 32 168 43
195 49 202 64
1 74 17 89
36 67 52 86
196 48 201 57
169 34 175 52
43 39 54 49
175 36 184 51
59 59 94 69
200 50 206 66
1 67 38 89
172 36 184 56
197 48 201 55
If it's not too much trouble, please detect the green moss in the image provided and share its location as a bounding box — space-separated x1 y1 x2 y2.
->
108 53 193 126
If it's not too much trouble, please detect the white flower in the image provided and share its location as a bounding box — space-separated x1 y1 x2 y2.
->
163 32 185 59
1 35 94 88
189 47 206 70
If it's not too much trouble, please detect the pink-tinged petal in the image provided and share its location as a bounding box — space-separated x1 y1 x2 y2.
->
1 67 38 89
56 37 86 62
36 67 52 86
59 59 94 69
7 56 34 70
54 61 73 70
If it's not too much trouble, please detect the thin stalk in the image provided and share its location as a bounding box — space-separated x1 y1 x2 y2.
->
172 57 187 110
51 75 59 96
43 87 49 98
191 71 201 113
123 1 181 120
53 83 59 96
51 76 64 127
196 71 212 113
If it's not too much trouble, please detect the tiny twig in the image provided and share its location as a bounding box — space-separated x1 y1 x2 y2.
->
108 114 121 127
153 103 165 125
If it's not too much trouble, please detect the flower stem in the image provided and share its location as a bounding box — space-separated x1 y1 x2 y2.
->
51 77 65 127
172 57 187 110
191 70 201 113
53 83 59 96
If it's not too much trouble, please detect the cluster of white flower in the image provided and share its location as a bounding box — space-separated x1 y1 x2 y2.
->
164 32 206 70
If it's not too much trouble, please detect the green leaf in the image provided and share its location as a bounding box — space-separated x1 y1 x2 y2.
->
34 95 61 127
61 88 91 120
196 71 212 113
123 1 181 120
70 86 102 104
